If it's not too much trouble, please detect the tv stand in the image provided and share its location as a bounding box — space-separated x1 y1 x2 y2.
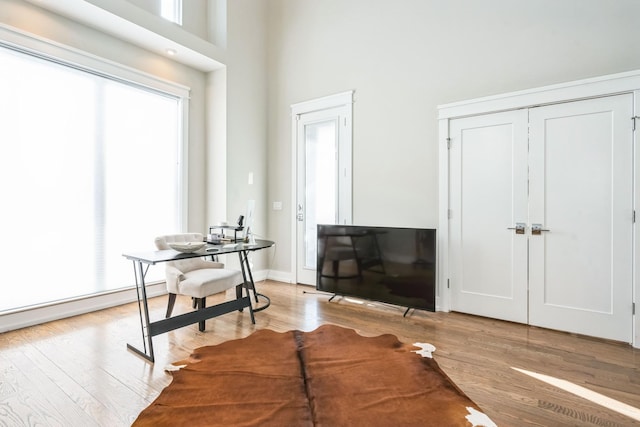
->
324 292 417 317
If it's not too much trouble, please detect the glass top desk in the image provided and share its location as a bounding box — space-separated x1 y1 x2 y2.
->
122 239 274 363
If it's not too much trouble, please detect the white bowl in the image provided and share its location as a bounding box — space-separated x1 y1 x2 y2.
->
168 241 206 253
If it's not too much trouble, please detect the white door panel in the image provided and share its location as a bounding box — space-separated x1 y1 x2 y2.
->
449 94 633 343
294 103 352 285
528 94 633 341
450 110 528 323
296 113 338 285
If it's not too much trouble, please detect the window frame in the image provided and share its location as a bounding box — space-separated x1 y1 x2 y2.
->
0 25 191 330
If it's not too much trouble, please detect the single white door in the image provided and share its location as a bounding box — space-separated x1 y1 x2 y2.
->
294 99 352 285
449 110 529 323
528 94 634 342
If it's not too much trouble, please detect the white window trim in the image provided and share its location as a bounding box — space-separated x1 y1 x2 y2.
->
0 23 191 330
0 24 190 98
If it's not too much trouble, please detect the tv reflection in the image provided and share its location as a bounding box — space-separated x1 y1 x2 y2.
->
316 225 436 312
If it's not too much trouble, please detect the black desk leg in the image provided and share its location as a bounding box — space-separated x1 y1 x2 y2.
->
238 251 259 303
127 260 155 363
238 250 271 312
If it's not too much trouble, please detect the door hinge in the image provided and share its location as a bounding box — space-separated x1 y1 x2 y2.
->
633 116 638 131
447 209 452 219
446 137 451 150
634 210 637 223
447 279 450 289
633 302 636 315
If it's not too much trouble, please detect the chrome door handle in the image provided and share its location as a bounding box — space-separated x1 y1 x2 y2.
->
531 223 550 235
507 223 526 234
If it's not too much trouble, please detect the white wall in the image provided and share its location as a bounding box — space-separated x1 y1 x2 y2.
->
265 0 640 277
221 0 269 270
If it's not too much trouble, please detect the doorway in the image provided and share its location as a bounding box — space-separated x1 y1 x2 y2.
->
447 94 634 342
291 92 353 285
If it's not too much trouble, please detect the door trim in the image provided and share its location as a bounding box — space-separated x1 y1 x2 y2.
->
438 69 640 120
290 91 354 285
438 69 640 348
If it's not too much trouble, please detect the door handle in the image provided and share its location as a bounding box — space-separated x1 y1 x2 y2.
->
531 223 550 235
507 223 526 234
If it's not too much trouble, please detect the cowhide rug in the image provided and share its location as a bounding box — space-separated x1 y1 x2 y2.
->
133 324 496 426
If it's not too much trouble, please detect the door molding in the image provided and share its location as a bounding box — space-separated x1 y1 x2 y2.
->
438 69 640 120
438 69 640 348
290 91 354 285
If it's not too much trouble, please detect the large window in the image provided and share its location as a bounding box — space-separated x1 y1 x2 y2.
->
0 44 184 312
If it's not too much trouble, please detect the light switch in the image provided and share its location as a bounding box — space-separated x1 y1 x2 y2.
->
273 201 282 211
248 172 254 185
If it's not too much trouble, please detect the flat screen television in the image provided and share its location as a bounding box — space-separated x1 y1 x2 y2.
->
316 224 436 312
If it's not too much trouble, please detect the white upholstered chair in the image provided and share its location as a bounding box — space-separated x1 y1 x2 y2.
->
154 233 244 332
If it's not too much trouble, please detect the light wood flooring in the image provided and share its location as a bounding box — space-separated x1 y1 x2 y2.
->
1 280 639 426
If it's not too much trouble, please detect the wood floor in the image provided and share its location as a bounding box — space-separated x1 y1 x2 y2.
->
1 280 639 426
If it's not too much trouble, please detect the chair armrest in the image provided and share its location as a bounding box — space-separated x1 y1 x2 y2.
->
165 265 185 294
165 259 226 294
188 258 225 270
204 260 225 269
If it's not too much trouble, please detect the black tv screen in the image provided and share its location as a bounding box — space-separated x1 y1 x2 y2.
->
316 225 436 312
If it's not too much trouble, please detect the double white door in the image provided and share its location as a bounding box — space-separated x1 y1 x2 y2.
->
449 94 633 342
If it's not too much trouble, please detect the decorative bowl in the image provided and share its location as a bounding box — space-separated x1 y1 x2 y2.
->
168 241 206 253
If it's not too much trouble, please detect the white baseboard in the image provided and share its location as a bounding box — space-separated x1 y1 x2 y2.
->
0 272 442 333
0 272 290 333
266 269 294 284
249 268 268 283
260 271 445 312
0 282 167 333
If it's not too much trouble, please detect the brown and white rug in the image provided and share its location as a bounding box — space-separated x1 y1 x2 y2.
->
133 324 496 426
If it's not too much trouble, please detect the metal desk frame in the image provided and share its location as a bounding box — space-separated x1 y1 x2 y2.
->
122 239 274 363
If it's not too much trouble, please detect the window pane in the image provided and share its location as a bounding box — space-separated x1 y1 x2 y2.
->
103 82 180 291
161 0 183 25
304 119 337 269
0 47 181 311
